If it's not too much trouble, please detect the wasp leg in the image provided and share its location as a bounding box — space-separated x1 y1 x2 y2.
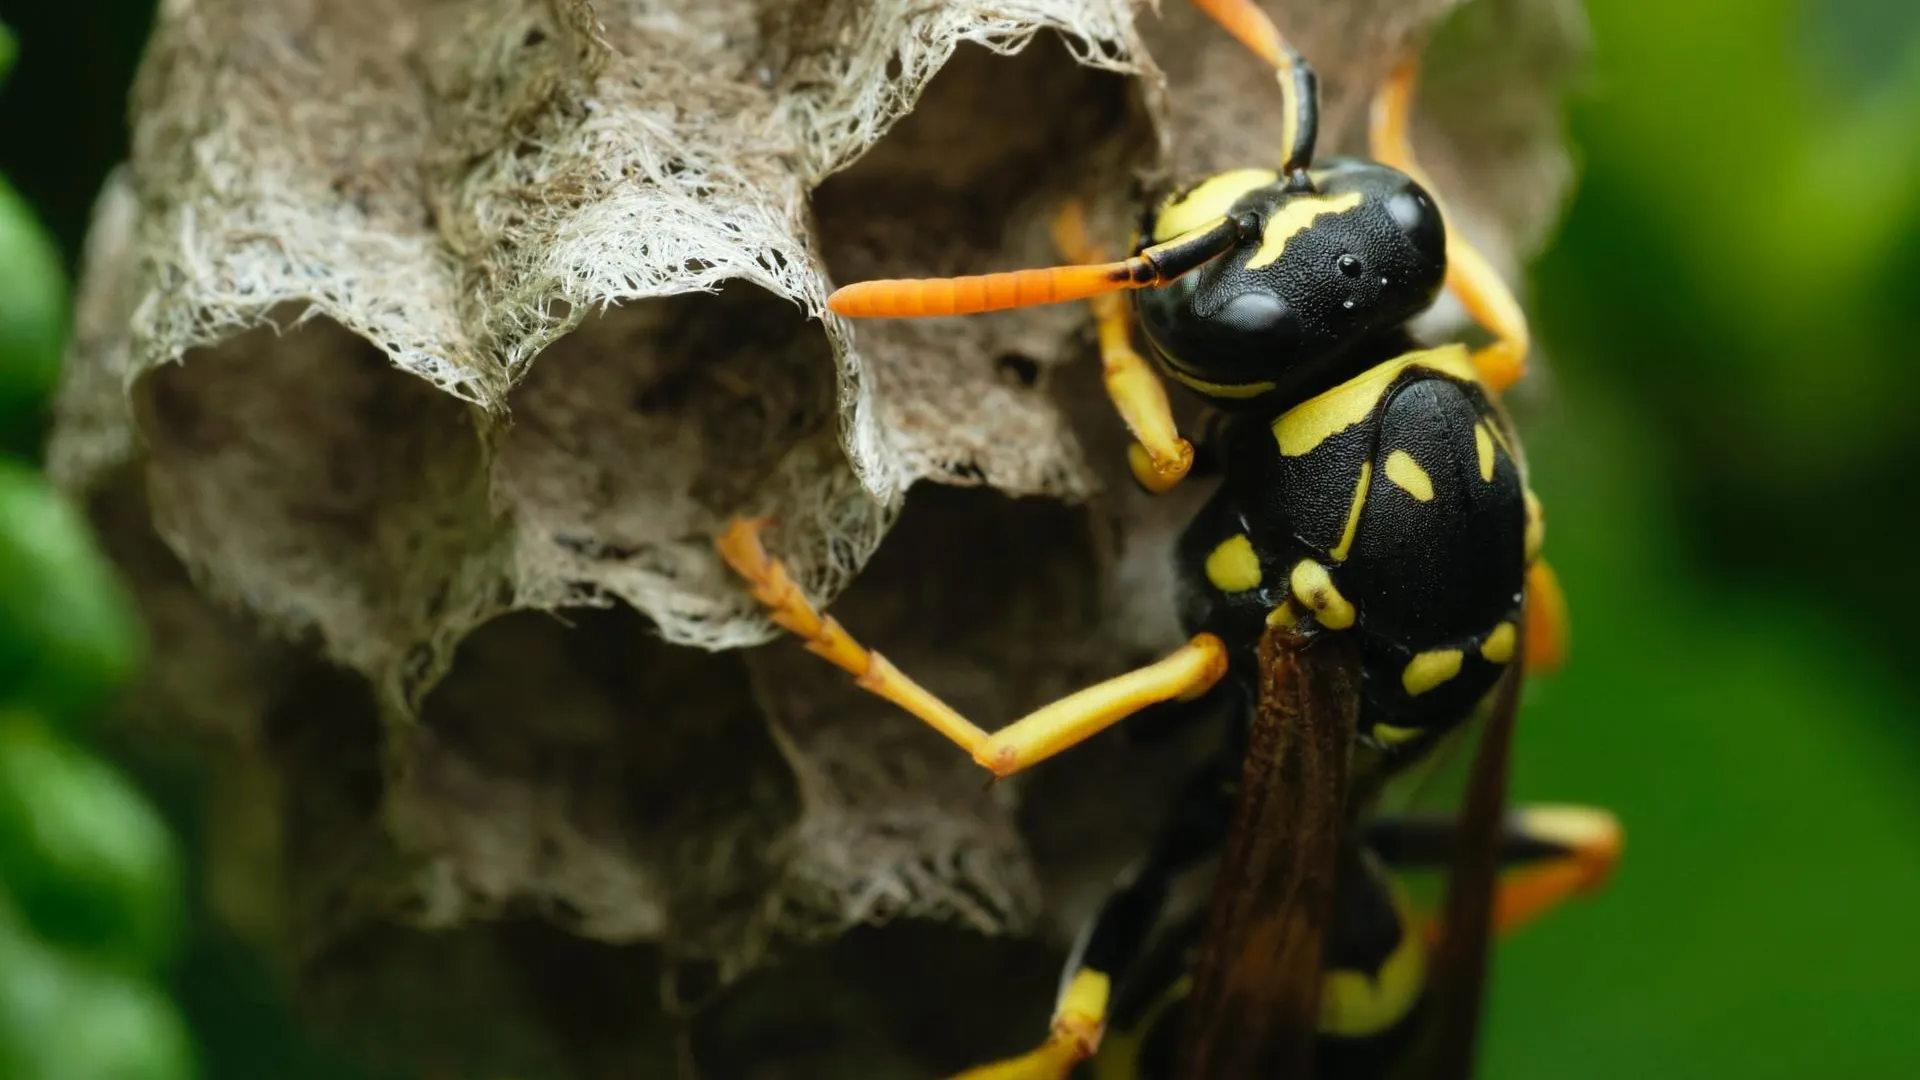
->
1369 56 1532 393
717 518 1229 779
950 966 1107 1080
1367 804 1622 942
953 758 1237 1079
1524 559 1569 674
1489 805 1622 936
1187 0 1320 175
1050 202 1194 492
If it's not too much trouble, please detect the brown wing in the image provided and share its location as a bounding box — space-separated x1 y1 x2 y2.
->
1421 619 1528 1080
1373 712 1479 819
1175 627 1360 1080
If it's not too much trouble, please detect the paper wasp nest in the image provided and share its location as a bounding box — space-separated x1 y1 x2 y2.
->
50 0 1586 1074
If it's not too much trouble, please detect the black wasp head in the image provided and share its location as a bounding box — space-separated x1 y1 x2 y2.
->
1132 158 1447 407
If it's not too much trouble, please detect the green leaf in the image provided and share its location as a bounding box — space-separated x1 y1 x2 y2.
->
1480 375 1920 1078
0 22 15 86
0 898 195 1080
0 460 142 723
0 712 179 970
0 177 69 455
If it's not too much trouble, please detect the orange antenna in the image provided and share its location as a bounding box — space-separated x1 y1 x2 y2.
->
831 263 1142 319
1192 0 1287 69
827 216 1241 319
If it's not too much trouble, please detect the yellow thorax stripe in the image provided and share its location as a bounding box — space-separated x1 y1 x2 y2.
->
1271 345 1477 457
1328 458 1371 562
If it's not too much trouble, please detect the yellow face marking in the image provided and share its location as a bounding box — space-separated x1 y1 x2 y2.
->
1328 459 1371 562
1524 489 1546 562
1271 345 1476 457
1160 364 1277 399
1266 601 1300 629
1383 450 1435 502
1474 423 1496 482
1245 192 1365 270
1205 534 1263 593
1319 880 1426 1038
1289 560 1356 630
1480 621 1517 664
1402 649 1464 696
1372 723 1423 747
1152 168 1279 242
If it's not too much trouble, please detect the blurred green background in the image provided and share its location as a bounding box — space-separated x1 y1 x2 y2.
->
2 0 1918 1077
1490 0 1920 1075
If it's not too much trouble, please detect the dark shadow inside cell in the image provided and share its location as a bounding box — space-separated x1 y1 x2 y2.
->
814 482 1102 661
413 603 796 940
811 35 1155 284
501 283 837 533
131 309 492 659
692 920 1060 1080
996 351 1043 388
298 916 675 1080
417 603 788 829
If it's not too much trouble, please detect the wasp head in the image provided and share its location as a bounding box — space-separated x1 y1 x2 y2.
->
1134 159 1447 407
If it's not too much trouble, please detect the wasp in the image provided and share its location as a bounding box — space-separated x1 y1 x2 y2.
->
717 2 1620 1077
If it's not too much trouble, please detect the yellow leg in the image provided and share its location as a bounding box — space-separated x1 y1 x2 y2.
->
717 519 1229 779
1050 204 1193 492
951 970 1111 1080
1369 57 1532 394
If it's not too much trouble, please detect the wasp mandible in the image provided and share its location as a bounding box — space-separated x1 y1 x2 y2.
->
718 2 1619 1077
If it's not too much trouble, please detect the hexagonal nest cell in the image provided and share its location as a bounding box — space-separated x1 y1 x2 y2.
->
50 0 1589 1075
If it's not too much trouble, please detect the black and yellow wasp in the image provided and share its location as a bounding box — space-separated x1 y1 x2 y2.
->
718 1 1620 1077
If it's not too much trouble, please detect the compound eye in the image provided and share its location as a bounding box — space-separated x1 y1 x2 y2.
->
1214 291 1294 339
1385 186 1444 263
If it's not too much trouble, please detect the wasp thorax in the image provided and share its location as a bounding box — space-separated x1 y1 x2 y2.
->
1133 158 1449 408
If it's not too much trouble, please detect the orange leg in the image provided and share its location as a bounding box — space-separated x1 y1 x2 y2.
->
1525 559 1570 674
717 519 1228 779
1410 805 1622 948
1370 56 1532 393
1050 203 1194 492
1493 806 1622 937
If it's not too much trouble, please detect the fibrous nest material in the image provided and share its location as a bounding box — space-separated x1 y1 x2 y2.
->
50 0 1588 1075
